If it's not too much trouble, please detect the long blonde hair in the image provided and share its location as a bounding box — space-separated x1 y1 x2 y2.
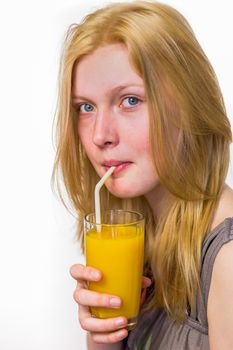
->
52 1 232 321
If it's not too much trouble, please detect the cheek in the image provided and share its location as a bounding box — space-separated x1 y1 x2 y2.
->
78 120 88 142
133 125 151 156
134 126 157 176
77 124 92 157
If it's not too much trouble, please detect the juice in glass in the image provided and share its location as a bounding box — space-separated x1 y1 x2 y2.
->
85 209 144 328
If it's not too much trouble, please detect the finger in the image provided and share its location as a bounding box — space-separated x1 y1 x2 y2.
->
70 264 102 282
140 287 147 306
141 277 152 306
142 276 152 288
76 280 87 290
78 302 91 327
79 308 127 332
73 288 122 308
91 329 128 344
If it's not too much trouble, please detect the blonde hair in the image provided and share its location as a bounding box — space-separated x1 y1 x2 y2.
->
52 1 232 321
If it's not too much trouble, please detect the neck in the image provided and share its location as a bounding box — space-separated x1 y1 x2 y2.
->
144 184 169 219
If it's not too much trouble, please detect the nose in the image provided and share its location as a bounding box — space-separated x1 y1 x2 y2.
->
92 108 119 148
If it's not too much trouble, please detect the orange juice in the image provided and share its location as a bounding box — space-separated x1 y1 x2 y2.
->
86 225 144 320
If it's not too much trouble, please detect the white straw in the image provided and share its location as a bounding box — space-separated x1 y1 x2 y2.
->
95 166 116 225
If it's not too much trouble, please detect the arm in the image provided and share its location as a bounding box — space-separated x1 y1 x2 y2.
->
207 240 233 350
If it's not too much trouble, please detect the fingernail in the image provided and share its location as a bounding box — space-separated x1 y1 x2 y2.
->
110 298 121 307
115 318 126 327
145 277 152 286
91 270 100 280
117 329 126 339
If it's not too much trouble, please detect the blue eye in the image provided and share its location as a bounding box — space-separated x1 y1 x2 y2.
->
122 96 140 108
79 103 94 113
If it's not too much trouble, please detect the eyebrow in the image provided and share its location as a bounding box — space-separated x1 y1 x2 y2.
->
72 84 144 101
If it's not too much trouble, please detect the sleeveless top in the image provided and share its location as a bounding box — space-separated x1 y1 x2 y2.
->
126 217 233 350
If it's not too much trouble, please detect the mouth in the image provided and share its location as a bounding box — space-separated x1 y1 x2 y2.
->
102 160 132 175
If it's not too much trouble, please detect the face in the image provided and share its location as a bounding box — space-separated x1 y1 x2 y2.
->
72 43 160 198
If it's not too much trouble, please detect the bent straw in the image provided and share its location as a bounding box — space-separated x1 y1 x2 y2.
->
95 166 116 226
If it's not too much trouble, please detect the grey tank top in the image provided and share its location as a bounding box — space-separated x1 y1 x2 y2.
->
126 217 233 350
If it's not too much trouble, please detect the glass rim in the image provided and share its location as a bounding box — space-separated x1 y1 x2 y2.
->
84 209 144 227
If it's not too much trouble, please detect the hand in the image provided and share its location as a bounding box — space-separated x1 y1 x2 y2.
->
70 264 128 344
70 264 152 344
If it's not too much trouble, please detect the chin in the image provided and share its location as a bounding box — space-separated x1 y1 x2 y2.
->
105 176 160 199
110 191 140 199
106 184 143 199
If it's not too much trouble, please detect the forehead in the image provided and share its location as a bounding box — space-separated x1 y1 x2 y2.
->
72 44 143 95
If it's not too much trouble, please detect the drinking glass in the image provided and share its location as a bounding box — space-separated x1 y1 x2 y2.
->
84 209 144 329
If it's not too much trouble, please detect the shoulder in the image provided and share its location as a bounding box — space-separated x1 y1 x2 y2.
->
207 239 233 348
209 184 233 231
207 185 233 348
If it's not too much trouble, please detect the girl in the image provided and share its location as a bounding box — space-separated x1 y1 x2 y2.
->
53 1 233 349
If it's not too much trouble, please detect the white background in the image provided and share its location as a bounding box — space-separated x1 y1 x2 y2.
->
0 1 232 349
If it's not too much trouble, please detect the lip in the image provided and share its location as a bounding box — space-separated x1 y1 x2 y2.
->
102 160 132 175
